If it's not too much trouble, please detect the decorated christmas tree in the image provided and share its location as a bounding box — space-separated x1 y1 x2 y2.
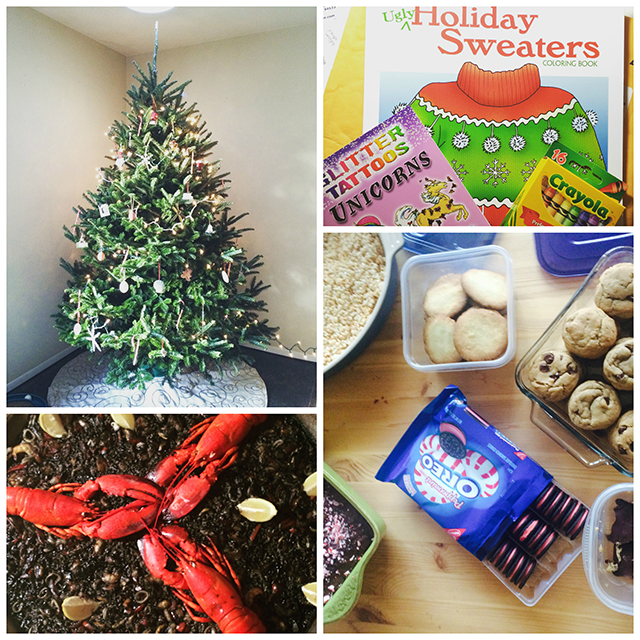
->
55 30 276 388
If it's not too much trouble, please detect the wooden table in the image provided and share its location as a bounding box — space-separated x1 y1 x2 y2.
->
324 233 633 633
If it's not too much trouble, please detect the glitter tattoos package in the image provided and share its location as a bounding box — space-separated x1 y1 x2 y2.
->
323 108 490 227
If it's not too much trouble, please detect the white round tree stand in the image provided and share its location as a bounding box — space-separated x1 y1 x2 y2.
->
47 351 268 408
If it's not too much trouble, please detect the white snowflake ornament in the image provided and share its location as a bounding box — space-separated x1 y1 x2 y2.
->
452 131 470 150
542 128 560 145
572 116 589 133
483 136 501 154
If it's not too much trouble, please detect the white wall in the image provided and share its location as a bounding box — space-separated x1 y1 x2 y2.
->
7 10 317 385
132 24 318 359
7 8 125 383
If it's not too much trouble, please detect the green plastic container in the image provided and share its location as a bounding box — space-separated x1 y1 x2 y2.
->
323 463 386 624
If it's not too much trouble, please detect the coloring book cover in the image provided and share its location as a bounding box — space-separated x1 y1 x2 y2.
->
323 107 490 226
362 6 626 225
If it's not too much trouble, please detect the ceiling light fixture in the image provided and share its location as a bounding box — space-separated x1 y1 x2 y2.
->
128 7 174 14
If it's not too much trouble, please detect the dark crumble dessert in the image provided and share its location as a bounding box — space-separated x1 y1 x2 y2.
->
323 480 374 605
606 498 633 579
7 414 317 633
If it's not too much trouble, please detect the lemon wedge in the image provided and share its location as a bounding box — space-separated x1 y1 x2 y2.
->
111 414 136 431
61 596 101 621
301 582 317 606
237 498 277 522
303 471 317 498
38 414 67 438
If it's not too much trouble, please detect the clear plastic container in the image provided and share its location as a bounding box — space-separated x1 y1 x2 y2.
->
323 463 386 624
483 481 586 607
402 232 496 255
401 244 516 372
582 483 633 615
515 246 633 477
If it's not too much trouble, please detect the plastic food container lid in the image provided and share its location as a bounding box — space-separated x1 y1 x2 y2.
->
403 232 496 255
535 232 633 277
582 483 633 616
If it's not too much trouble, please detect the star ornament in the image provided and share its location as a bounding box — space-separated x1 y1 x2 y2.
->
181 266 193 281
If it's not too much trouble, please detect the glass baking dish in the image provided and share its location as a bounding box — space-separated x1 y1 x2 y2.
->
515 245 633 477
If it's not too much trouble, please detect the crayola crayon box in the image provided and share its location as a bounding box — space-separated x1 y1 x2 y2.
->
544 142 627 202
502 157 625 227
323 107 490 226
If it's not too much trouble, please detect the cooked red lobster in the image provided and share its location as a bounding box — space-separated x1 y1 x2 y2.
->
148 413 267 520
139 524 265 633
7 474 163 539
7 414 269 633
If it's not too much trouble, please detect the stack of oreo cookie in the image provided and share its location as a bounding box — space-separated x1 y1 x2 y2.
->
487 539 538 589
487 482 589 590
531 482 590 540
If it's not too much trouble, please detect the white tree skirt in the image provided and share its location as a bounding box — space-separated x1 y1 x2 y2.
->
47 352 268 408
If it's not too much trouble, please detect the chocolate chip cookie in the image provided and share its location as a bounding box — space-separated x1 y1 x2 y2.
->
527 349 582 402
561 306 617 359
608 410 633 462
603 338 634 391
567 380 622 430
594 262 634 320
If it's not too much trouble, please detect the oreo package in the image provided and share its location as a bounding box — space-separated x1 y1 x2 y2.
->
376 386 552 560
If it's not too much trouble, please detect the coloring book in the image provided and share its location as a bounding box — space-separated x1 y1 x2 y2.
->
362 7 626 224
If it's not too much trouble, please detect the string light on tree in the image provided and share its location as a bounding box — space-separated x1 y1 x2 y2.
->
274 334 317 360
